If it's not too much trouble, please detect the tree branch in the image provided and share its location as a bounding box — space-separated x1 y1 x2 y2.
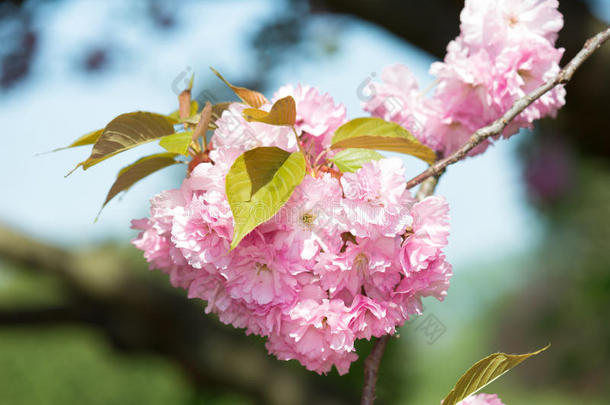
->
406 26 610 190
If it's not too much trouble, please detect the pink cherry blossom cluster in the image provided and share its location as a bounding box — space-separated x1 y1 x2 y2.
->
132 84 452 374
455 393 506 405
364 0 565 157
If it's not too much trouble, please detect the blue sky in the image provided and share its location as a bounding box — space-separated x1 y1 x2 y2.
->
0 0 553 268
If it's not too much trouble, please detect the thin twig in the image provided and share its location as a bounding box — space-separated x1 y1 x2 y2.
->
406 26 610 190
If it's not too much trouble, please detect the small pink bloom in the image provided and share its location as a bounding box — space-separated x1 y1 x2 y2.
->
460 0 562 57
400 196 450 274
454 393 506 405
275 173 346 259
314 235 402 304
494 38 565 137
348 295 395 340
341 158 415 238
395 255 453 318
131 218 199 289
266 299 358 375
171 191 233 270
363 64 443 150
222 232 300 308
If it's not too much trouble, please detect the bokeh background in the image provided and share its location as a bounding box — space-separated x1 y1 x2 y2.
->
1 1 609 404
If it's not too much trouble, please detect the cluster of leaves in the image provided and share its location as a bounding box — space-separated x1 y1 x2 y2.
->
59 71 234 218
60 68 436 233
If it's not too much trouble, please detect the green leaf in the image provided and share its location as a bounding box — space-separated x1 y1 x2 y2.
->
442 345 550 405
98 152 180 218
51 129 104 153
68 128 104 147
210 67 268 108
330 117 436 165
72 111 178 173
242 96 296 126
226 147 306 249
329 148 384 172
159 131 194 155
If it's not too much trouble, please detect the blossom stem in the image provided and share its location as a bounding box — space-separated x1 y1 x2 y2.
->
360 335 390 405
405 26 610 190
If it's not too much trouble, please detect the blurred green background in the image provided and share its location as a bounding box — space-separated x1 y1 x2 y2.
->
1 1 609 404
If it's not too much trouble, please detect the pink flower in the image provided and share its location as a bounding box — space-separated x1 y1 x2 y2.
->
222 231 303 309
274 173 346 259
455 393 506 405
392 196 452 317
460 0 563 55
429 44 501 155
183 160 226 194
147 189 187 233
187 273 258 332
314 235 402 304
273 84 347 156
266 299 358 375
348 295 395 340
131 218 173 270
131 189 201 290
131 218 200 289
494 38 565 137
167 161 234 271
400 196 450 274
171 191 233 270
133 82 454 374
431 45 500 128
341 158 415 238
362 64 442 150
394 255 453 317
